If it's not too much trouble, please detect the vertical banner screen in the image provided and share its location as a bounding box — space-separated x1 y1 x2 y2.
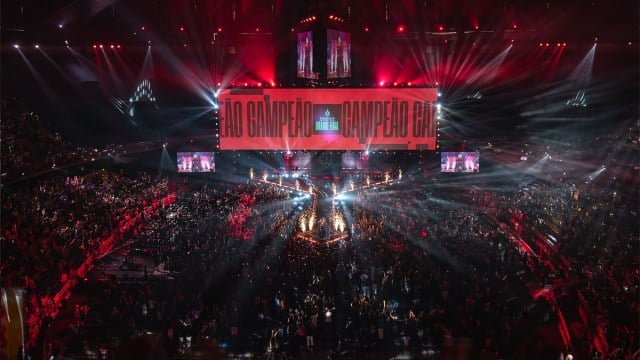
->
219 88 438 150
297 31 317 79
326 30 351 79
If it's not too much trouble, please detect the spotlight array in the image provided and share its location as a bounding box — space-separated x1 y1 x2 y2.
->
299 16 317 24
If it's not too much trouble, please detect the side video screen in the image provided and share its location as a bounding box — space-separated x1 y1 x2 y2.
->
440 152 479 173
177 152 215 173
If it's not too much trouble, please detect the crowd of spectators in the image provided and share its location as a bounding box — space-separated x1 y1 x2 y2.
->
42 178 566 359
1 97 88 178
2 97 638 360
4 166 638 359
1 97 154 182
1 169 170 354
498 180 639 359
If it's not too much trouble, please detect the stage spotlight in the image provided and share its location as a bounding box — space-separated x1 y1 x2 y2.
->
99 44 103 48
93 44 97 49
438 25 444 31
378 81 385 87
110 45 114 49
217 27 222 32
438 92 442 97
397 25 405 33
364 26 369 32
34 44 39 49
117 44 121 48
407 82 412 86
474 25 479 30
58 24 64 29
65 40 69 45
179 26 185 32
13 44 19 49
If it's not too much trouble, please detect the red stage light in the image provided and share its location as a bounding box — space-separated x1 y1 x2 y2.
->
329 15 334 19
512 24 517 29
117 45 121 49
474 25 479 30
217 82 222 87
141 26 145 31
393 82 398 86
557 43 561 46
110 45 114 49
407 82 412 86
244 83 248 87
270 81 276 87
180 26 185 32
99 44 103 48
256 28 260 32
398 25 405 33
93 44 97 49
257 82 262 87
217 27 222 32
563 43 566 46
438 25 444 31
379 81 385 87
291 28 295 32
545 43 549 46
364 26 369 32
539 43 543 46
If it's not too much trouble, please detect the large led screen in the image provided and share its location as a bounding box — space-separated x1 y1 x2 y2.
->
440 152 479 173
327 30 351 79
297 31 317 79
218 88 438 151
177 152 215 173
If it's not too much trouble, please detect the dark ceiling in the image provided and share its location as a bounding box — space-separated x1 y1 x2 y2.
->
2 0 638 46
1 0 637 147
